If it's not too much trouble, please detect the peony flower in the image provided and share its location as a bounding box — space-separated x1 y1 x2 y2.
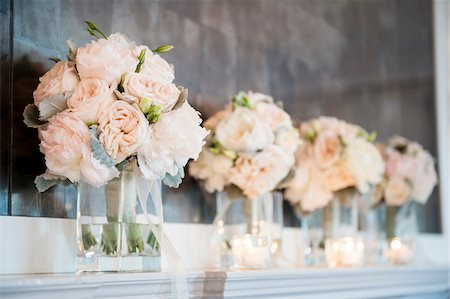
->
384 178 410 206
98 100 148 163
138 102 208 180
33 61 79 106
215 108 274 152
76 33 137 86
314 130 342 169
343 138 384 193
135 45 175 83
229 145 293 199
39 111 118 186
122 72 180 110
67 79 115 124
189 149 233 193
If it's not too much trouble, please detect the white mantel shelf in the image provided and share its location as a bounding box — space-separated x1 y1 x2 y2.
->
0 266 449 299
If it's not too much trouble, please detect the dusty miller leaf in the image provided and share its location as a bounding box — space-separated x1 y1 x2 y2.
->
34 174 67 193
172 86 188 111
163 167 185 188
23 104 46 128
38 91 73 121
88 125 116 168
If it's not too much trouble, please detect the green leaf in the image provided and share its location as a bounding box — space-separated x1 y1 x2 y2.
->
23 104 46 128
163 167 185 188
172 86 188 111
49 57 61 63
135 49 146 73
88 125 116 168
85 20 107 39
152 45 174 53
34 174 66 193
232 91 252 109
38 91 72 121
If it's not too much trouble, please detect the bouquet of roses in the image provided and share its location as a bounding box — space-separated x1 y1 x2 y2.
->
375 136 437 207
285 116 384 213
189 91 300 199
24 21 208 191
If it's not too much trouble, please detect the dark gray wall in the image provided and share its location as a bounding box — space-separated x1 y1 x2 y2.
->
0 0 441 232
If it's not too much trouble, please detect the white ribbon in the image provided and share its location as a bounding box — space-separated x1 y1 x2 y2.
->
136 175 189 299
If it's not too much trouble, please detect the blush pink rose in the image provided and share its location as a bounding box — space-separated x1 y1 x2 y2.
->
33 61 79 106
76 33 138 86
134 45 175 83
229 145 293 199
98 101 148 163
40 111 118 185
314 130 341 169
122 72 180 110
67 79 115 124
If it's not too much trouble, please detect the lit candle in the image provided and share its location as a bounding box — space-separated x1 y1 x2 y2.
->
231 234 272 269
325 237 365 268
385 238 413 265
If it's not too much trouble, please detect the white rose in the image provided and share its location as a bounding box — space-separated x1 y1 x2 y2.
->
275 127 301 155
138 102 208 180
229 145 293 199
76 33 137 85
33 61 79 106
384 178 411 206
343 139 384 193
122 72 180 110
215 108 274 152
67 79 115 124
189 149 233 193
246 91 274 106
135 46 175 83
254 102 292 131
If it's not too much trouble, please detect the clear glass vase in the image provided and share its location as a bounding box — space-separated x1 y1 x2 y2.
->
384 201 417 265
76 158 161 272
214 190 283 270
323 188 364 268
300 209 324 267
